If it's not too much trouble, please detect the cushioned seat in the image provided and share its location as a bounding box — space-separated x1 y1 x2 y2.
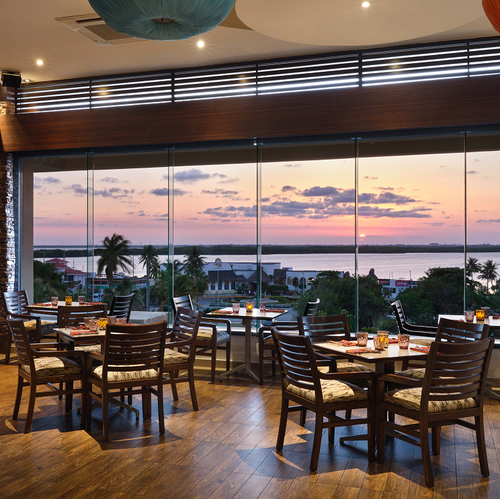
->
75 344 102 354
397 367 425 378
196 327 230 344
384 387 477 413
319 363 375 374
23 319 54 332
164 348 189 365
21 356 81 377
286 379 368 403
91 364 159 382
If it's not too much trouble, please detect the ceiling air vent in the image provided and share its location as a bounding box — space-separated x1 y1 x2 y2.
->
56 14 144 46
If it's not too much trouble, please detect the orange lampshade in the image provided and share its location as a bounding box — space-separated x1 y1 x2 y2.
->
483 0 500 33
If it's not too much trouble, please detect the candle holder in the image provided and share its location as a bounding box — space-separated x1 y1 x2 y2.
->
476 309 485 321
245 302 253 313
65 295 72 305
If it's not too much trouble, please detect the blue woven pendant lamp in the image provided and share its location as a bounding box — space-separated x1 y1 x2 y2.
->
88 0 236 41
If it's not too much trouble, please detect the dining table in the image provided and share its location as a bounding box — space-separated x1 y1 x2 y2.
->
26 300 105 316
207 306 288 383
313 336 430 444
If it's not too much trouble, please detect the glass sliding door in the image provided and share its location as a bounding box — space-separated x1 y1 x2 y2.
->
357 135 465 329
261 140 356 326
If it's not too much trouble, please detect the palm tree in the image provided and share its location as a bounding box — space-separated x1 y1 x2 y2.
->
139 245 160 311
478 259 499 295
96 233 133 289
466 257 481 280
182 246 206 276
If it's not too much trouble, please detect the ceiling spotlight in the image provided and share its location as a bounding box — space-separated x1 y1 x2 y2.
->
362 1 370 7
197 40 205 48
36 59 44 66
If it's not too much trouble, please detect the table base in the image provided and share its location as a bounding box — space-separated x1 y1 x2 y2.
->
219 362 259 383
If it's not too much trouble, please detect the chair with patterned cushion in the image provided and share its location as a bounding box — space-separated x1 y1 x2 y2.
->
172 295 230 382
109 293 135 322
397 317 490 380
86 321 167 442
2 290 56 365
273 327 375 471
8 317 86 433
162 307 202 411
258 298 320 385
377 338 494 487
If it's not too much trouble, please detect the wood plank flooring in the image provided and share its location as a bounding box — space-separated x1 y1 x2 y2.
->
2 359 500 499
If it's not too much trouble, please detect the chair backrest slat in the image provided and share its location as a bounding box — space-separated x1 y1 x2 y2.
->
3 291 31 315
7 318 35 370
436 317 489 343
303 299 320 316
172 295 194 313
58 304 107 327
298 314 351 343
109 293 135 322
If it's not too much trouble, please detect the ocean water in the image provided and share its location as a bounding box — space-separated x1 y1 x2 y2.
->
35 251 500 281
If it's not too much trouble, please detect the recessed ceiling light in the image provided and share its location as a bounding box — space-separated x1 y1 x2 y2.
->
23 79 32 83
362 1 370 7
36 59 44 66
197 40 205 48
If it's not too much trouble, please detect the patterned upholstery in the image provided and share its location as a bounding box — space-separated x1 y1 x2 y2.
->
384 387 477 413
397 367 425 378
23 319 53 332
75 344 102 353
196 327 230 344
91 365 159 382
263 336 274 345
21 357 81 377
286 379 368 403
319 363 375 374
164 348 189 365
412 338 433 347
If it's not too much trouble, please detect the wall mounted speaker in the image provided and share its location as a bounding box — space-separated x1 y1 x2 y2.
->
1 73 22 89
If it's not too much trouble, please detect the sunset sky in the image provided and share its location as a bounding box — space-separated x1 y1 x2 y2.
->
33 150 500 247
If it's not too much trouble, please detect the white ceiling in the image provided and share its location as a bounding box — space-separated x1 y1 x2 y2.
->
1 0 497 84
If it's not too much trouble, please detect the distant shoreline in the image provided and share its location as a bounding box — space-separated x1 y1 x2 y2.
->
33 244 500 258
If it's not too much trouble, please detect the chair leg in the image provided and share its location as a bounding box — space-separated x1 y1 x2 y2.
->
258 343 264 385
299 408 307 425
367 402 375 463
225 340 231 372
142 387 152 419
328 413 335 443
432 426 441 455
210 345 217 383
102 396 109 442
377 408 385 464
4 329 11 364
170 371 179 401
310 412 324 471
157 384 165 435
420 423 433 488
475 415 489 477
65 381 73 413
13 376 23 420
345 409 352 420
276 397 289 451
188 366 199 411
25 383 37 434
271 352 276 376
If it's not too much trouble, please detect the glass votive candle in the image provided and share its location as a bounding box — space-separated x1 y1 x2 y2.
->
245 302 253 313
116 318 127 325
373 334 385 350
51 296 58 306
259 301 266 311
357 332 368 347
65 295 72 305
377 331 389 348
78 295 86 305
476 309 485 321
107 316 117 325
232 303 240 313
398 333 410 349
483 306 491 319
465 310 475 322
88 318 98 333
84 317 93 329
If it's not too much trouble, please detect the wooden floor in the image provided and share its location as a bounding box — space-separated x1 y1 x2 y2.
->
2 359 500 499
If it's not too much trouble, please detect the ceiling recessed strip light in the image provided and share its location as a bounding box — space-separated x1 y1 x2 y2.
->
88 0 236 40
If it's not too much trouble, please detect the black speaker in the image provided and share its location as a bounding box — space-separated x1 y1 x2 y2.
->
2 73 22 89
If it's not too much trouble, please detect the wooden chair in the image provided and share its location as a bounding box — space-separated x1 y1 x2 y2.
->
172 295 230 382
2 290 56 364
162 307 202 411
109 293 135 322
272 328 375 471
8 317 86 433
377 338 494 487
397 317 490 379
258 298 320 384
86 321 167 442
392 300 438 337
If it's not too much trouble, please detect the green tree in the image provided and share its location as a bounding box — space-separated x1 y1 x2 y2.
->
33 260 67 302
466 257 481 280
191 267 210 302
96 233 133 289
292 276 299 293
182 246 206 276
139 245 160 311
479 259 499 295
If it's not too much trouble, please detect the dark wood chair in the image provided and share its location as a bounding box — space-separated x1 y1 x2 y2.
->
162 307 202 411
258 298 320 384
8 317 86 433
392 300 438 337
272 327 375 471
377 338 494 487
2 290 56 364
109 293 135 322
86 321 168 442
172 295 230 382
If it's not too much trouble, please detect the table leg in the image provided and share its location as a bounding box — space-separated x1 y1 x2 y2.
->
219 319 259 383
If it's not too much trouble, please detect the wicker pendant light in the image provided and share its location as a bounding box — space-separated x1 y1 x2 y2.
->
88 0 236 41
483 0 500 33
